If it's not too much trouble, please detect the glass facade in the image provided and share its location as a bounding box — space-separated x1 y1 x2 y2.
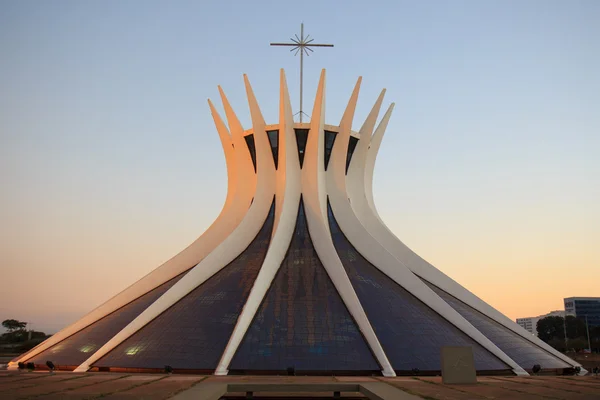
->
426 283 571 369
327 203 508 372
244 128 342 171
25 273 188 368
565 298 600 328
267 130 279 169
94 201 276 370
244 134 257 172
346 136 359 174
324 130 337 170
294 128 309 168
230 199 380 373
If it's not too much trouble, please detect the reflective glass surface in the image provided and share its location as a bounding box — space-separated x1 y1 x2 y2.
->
426 283 572 369
230 199 380 372
95 201 276 370
26 273 187 367
328 203 508 372
294 128 309 168
244 134 257 172
570 299 600 327
324 130 337 170
346 136 359 174
267 130 279 169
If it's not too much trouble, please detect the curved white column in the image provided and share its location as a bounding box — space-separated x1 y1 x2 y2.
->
10 97 254 369
218 85 258 205
73 75 277 372
348 103 581 371
353 106 391 224
331 88 527 375
300 70 395 377
215 69 302 375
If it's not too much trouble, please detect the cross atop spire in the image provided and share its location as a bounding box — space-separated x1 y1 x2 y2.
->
270 23 334 122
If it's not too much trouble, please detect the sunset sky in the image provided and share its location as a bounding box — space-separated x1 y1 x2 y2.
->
1 1 598 334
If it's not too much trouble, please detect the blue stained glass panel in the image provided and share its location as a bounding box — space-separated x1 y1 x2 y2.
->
25 272 187 368
346 136 359 174
230 199 380 372
244 134 257 173
426 283 571 369
328 203 509 372
324 130 337 170
267 129 279 169
294 129 309 168
94 201 275 370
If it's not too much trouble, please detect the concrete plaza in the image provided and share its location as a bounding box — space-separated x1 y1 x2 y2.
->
1 371 599 399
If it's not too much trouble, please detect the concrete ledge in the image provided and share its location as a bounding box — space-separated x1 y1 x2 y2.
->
227 383 360 393
360 382 423 400
171 381 418 399
170 382 227 400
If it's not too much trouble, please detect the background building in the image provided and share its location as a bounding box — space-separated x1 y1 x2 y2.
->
517 310 566 336
516 317 536 335
564 297 600 328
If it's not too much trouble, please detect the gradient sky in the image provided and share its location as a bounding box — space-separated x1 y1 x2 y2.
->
1 1 598 334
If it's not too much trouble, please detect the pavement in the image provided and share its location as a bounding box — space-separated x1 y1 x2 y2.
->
0 371 599 399
0 355 17 370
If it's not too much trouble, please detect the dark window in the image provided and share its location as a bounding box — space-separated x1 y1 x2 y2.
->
294 129 309 168
25 273 188 368
324 130 337 170
327 202 509 372
346 136 359 174
94 201 276 370
230 198 380 373
426 283 572 369
267 130 279 169
244 134 257 173
572 299 600 327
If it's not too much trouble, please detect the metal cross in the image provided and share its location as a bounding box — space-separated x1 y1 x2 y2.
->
270 23 334 122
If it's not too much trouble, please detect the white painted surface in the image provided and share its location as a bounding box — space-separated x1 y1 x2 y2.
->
9 96 254 369
215 70 302 375
329 84 526 374
349 95 579 371
300 71 395 376
73 75 277 372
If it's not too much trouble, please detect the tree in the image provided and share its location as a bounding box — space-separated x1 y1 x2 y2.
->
536 315 589 343
591 326 600 351
537 316 564 342
547 337 566 352
2 319 27 333
565 316 587 339
567 337 589 352
1 320 48 346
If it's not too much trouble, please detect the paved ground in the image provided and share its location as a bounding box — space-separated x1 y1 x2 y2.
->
1 371 599 399
0 355 17 370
